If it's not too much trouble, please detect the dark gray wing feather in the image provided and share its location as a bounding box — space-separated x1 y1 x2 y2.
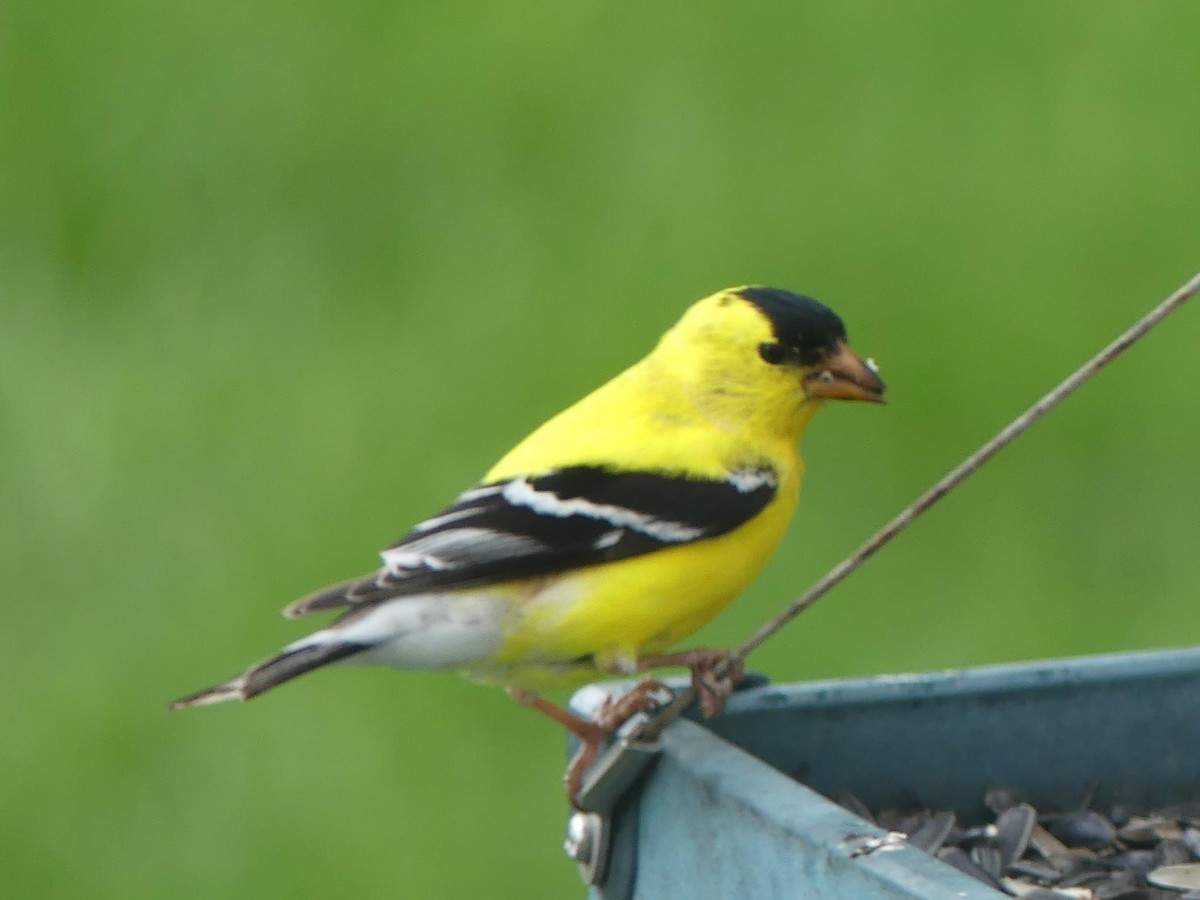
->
284 464 777 617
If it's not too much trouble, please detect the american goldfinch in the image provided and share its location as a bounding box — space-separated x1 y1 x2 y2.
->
171 286 884 788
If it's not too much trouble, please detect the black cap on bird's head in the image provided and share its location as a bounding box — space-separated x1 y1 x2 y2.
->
735 286 886 403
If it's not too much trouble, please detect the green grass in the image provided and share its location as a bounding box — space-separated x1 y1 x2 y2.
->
4 2 1200 897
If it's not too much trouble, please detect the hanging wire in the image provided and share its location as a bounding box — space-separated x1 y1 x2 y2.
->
640 269 1200 740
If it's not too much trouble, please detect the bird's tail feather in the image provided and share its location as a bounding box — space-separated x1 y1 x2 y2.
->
169 640 366 709
283 574 377 619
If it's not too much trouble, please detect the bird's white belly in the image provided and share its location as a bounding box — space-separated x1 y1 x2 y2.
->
328 593 509 670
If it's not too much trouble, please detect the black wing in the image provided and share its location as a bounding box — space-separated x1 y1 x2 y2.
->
285 464 777 617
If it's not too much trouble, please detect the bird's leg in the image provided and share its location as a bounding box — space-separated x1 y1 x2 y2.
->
629 648 745 718
506 687 608 744
507 681 668 804
507 688 606 802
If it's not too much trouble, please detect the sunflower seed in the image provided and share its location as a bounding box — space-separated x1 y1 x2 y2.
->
1046 810 1118 850
1121 816 1183 845
1031 824 1073 860
1148 863 1200 890
1108 850 1160 874
1090 869 1142 899
1160 839 1194 866
907 809 956 854
1010 858 1063 882
971 844 1004 880
846 789 1200 898
936 846 1005 891
997 804 1039 871
1001 883 1096 900
986 787 1025 814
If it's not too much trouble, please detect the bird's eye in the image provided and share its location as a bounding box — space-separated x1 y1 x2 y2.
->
758 342 786 365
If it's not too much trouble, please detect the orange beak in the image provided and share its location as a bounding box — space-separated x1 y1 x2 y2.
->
803 340 886 403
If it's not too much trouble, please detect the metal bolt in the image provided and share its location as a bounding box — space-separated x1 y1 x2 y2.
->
564 811 609 885
564 812 596 864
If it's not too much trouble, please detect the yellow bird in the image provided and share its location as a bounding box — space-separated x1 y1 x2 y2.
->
171 286 884 790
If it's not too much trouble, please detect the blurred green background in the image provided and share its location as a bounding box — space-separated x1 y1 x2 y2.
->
4 1 1199 897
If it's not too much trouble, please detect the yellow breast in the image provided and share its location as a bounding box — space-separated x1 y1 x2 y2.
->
474 458 799 689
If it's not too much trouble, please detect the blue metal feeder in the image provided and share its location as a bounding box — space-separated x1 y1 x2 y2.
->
566 646 1200 899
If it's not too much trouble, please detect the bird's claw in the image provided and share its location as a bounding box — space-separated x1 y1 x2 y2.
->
622 647 744 718
515 648 744 804
563 677 668 804
593 677 671 730
686 650 744 719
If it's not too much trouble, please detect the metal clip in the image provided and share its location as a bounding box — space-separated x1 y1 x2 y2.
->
563 684 675 887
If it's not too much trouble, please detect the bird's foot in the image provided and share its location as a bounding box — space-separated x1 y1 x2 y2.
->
591 676 672 731
633 648 744 718
508 680 667 805
563 677 669 802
